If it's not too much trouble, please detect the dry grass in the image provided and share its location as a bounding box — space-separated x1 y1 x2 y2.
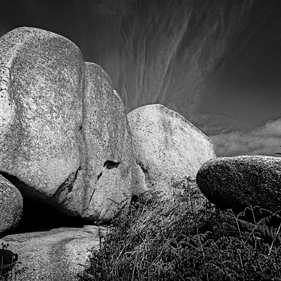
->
78 180 281 280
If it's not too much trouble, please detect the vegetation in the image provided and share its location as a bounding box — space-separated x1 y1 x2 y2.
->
0 243 20 281
78 180 281 281
3 179 281 280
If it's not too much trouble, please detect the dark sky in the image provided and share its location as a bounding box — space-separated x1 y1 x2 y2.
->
1 0 281 157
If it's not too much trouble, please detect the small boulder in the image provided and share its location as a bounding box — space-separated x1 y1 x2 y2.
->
128 104 215 198
196 155 281 214
0 174 23 238
0 226 107 281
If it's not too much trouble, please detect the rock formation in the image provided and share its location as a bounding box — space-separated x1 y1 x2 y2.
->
0 226 107 281
72 62 133 221
0 26 220 280
0 26 84 202
128 104 216 198
196 155 281 214
0 27 132 223
0 175 23 238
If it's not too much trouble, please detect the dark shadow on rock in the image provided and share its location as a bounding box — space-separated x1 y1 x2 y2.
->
0 171 88 233
14 197 86 233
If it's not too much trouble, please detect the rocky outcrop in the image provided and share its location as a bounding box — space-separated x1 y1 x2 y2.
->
128 104 216 198
0 175 23 238
70 63 133 221
0 26 85 196
196 155 281 214
0 225 107 281
0 26 84 213
0 27 133 222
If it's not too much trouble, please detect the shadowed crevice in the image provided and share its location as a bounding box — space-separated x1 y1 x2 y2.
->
0 171 85 233
97 172 102 180
137 162 149 184
104 160 119 169
53 167 81 200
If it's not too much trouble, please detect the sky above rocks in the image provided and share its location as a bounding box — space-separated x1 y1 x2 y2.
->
1 0 281 157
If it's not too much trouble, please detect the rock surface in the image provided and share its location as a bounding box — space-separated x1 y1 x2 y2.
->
0 27 133 222
128 104 215 198
0 225 107 281
0 175 23 238
0 26 84 208
68 63 133 221
196 155 281 213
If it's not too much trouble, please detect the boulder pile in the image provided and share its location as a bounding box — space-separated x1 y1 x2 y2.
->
3 25 280 281
0 27 215 280
0 27 133 224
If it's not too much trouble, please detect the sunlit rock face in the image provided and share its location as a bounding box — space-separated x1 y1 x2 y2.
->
0 27 133 222
128 104 216 198
69 63 133 221
196 156 281 214
0 175 23 238
0 26 84 200
0 226 107 281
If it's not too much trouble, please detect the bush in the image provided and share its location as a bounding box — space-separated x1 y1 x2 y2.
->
78 182 281 281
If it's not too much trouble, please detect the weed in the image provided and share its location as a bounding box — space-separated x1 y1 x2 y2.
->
0 243 19 281
78 180 281 281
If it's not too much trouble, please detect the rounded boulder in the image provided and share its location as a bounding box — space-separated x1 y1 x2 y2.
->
128 104 215 198
0 175 23 238
196 155 281 213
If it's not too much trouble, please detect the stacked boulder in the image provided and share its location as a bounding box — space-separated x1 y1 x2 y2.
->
0 26 133 232
0 26 218 281
0 27 216 238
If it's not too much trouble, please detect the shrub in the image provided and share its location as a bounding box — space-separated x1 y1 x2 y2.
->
78 182 281 281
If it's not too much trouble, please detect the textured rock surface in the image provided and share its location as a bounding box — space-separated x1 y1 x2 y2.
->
0 27 84 204
0 27 133 222
0 225 107 281
0 174 23 238
130 158 147 197
128 104 215 197
196 155 281 213
66 63 133 221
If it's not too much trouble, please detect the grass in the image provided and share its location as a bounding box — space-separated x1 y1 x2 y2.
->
0 243 22 281
78 179 281 281
3 178 281 280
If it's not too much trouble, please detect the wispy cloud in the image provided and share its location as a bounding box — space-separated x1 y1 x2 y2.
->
211 119 281 156
114 1 255 113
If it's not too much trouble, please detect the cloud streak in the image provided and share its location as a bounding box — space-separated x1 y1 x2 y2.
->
211 119 281 157
110 0 256 115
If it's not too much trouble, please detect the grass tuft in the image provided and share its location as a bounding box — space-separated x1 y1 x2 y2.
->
78 181 281 281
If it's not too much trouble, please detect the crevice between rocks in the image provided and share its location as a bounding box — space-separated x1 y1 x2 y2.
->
0 170 85 233
137 162 149 184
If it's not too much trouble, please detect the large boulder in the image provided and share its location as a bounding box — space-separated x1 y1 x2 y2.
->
196 155 281 214
0 27 133 222
128 104 215 198
0 226 107 281
0 26 84 205
64 63 133 221
0 175 23 238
